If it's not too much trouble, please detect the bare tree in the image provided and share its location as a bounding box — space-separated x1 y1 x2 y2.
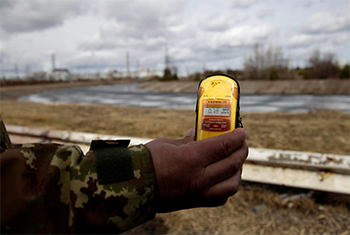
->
306 49 339 79
243 43 293 80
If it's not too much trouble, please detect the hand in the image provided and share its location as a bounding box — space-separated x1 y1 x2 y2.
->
145 128 248 213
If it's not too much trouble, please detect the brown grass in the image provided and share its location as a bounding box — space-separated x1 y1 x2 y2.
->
127 182 349 235
1 101 349 155
1 83 349 235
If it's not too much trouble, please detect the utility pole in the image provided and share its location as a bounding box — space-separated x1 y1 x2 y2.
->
136 59 140 79
165 46 170 70
26 64 31 78
51 54 56 71
126 51 130 77
14 63 19 79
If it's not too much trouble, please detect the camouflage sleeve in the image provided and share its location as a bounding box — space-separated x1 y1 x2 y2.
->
0 115 11 151
0 142 158 234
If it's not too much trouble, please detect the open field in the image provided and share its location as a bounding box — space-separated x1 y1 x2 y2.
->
0 81 349 234
1 101 349 155
1 101 349 235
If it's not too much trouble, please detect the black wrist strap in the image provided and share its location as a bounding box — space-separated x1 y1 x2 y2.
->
91 140 135 185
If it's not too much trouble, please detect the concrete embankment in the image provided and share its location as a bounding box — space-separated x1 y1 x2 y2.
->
138 79 350 95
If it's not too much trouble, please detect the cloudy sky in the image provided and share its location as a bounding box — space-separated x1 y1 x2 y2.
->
0 0 349 78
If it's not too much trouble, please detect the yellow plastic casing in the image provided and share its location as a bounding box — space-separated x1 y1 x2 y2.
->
195 74 240 141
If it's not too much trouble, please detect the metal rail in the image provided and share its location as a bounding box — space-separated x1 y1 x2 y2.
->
6 125 350 195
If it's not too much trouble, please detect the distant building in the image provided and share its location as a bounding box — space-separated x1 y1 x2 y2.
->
32 71 47 80
107 70 119 79
137 67 163 79
49 68 70 81
97 68 163 80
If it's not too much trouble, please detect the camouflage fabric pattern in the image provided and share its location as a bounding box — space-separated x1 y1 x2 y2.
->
1 124 157 233
0 115 11 151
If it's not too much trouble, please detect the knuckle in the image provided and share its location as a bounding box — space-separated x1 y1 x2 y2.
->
229 161 240 175
239 143 249 162
218 137 232 158
229 156 243 172
227 177 241 196
244 141 249 154
218 131 246 158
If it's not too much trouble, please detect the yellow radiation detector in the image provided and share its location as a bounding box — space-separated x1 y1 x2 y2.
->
195 74 242 141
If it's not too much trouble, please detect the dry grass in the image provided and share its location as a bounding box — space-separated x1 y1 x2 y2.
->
1 100 349 155
127 183 350 235
0 101 195 140
1 83 349 235
242 112 350 155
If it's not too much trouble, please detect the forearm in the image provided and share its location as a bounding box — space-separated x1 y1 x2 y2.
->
1 142 157 234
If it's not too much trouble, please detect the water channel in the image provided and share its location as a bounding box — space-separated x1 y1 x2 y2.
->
19 83 350 113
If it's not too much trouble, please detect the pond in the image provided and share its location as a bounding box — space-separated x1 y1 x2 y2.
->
19 83 350 113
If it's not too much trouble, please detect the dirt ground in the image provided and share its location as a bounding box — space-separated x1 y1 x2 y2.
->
0 81 349 234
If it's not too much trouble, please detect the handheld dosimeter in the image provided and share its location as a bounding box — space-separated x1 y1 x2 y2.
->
195 74 242 141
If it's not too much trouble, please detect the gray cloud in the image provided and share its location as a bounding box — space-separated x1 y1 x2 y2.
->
101 0 185 39
0 52 9 69
213 25 274 48
233 0 259 8
68 55 120 71
201 13 235 32
77 0 185 52
0 0 16 9
256 9 274 19
1 0 349 77
287 34 323 48
0 0 89 33
302 12 350 34
77 26 168 52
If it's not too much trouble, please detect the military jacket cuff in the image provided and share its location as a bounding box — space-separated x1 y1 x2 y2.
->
93 144 158 231
127 144 158 226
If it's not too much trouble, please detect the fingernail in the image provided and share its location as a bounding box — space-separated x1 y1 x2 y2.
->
188 128 195 136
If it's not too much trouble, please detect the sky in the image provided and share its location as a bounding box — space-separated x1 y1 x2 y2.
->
0 0 349 78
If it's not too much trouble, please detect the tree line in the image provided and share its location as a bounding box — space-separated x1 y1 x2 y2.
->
182 44 349 81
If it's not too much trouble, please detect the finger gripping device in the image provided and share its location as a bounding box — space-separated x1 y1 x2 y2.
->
195 74 242 141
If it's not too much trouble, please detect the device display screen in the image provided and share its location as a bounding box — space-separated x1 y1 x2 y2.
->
203 107 230 116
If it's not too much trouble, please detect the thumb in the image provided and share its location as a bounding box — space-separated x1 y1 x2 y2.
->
173 128 195 146
182 128 195 143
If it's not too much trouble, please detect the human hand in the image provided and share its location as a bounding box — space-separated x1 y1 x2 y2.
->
145 128 248 213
